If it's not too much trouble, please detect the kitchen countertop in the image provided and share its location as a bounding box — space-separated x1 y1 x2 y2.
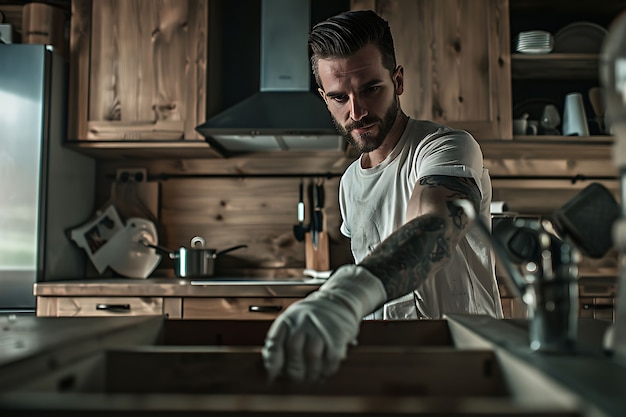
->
34 275 617 299
34 277 325 298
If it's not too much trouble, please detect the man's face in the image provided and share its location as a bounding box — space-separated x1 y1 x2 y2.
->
317 43 402 153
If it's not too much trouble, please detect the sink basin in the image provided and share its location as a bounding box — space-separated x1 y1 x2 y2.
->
103 346 507 397
3 315 616 416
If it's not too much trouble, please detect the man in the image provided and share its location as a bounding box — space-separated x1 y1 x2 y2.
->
262 9 503 382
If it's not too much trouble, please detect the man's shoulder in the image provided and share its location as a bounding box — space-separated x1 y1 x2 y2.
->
409 118 473 139
407 119 477 149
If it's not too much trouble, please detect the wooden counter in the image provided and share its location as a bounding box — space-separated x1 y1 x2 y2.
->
34 278 323 319
35 276 618 320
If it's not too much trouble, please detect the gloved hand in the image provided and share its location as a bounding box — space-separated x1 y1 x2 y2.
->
262 264 387 382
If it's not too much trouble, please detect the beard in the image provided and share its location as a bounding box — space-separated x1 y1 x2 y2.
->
332 96 400 154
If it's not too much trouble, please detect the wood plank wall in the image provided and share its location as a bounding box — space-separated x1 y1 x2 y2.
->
97 154 357 277
97 153 619 279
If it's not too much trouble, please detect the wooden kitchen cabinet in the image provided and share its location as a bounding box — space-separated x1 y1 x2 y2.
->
36 295 298 320
34 279 319 319
68 0 210 142
351 0 512 140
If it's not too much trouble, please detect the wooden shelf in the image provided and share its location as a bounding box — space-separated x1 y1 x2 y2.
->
510 0 626 14
511 53 600 80
65 140 226 159
66 137 615 162
481 136 614 160
65 140 359 162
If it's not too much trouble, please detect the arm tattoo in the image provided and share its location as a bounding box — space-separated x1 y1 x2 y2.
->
360 215 448 300
360 175 481 300
420 175 481 222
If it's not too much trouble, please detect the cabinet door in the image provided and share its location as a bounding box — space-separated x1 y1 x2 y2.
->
69 0 207 140
351 0 512 139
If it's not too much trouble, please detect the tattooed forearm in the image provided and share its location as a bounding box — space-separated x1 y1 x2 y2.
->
360 176 481 300
360 215 448 300
447 199 468 230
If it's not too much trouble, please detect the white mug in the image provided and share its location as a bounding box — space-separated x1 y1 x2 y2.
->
513 118 528 135
527 120 538 135
562 93 589 137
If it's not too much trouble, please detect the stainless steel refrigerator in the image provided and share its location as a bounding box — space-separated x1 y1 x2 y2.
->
0 44 95 313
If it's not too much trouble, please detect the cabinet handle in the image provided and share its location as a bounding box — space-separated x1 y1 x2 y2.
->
249 305 283 313
96 303 131 313
582 303 614 310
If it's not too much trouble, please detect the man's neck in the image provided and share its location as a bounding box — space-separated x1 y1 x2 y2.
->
361 112 409 168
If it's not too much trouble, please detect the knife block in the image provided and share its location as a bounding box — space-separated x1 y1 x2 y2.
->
305 231 330 271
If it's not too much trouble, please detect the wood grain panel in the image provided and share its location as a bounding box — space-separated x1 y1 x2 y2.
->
69 0 92 139
72 0 207 140
85 121 186 140
430 0 489 122
96 155 620 273
106 347 507 397
89 0 117 121
99 153 356 176
157 176 350 269
359 0 511 139
52 297 163 317
163 297 183 319
183 297 299 319
160 319 454 346
486 158 618 178
491 178 619 215
36 297 58 317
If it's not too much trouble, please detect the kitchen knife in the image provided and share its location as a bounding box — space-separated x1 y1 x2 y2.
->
293 179 307 241
311 181 324 250
310 182 319 249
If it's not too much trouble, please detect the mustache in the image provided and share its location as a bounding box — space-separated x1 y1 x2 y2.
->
345 117 379 131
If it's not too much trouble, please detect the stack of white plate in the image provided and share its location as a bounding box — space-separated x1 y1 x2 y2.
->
514 30 554 54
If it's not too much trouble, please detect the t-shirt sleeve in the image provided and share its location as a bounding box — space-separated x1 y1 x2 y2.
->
414 129 485 197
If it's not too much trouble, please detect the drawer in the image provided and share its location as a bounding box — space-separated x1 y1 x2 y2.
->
183 297 299 319
37 297 164 317
580 297 615 322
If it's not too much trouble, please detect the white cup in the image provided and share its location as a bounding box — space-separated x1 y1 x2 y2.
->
527 120 538 135
513 118 528 135
562 93 589 137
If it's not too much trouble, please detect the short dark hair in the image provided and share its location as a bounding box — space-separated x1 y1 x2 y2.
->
309 10 397 88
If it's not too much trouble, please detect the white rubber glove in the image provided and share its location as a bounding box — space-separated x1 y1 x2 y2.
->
262 264 387 382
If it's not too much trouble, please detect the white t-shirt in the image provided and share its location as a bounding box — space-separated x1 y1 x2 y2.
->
339 118 503 320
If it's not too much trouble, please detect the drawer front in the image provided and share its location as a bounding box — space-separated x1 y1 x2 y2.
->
39 297 164 317
183 297 299 319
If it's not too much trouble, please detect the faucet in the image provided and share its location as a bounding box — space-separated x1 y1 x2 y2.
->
456 200 580 353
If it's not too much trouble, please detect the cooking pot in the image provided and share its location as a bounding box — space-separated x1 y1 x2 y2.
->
141 236 247 278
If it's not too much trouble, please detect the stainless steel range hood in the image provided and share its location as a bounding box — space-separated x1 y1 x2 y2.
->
195 0 343 154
